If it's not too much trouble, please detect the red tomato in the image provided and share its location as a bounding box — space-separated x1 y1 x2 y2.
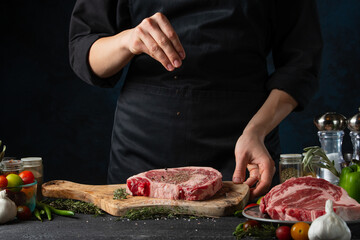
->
17 205 32 220
18 171 35 185
0 175 8 188
276 225 291 240
243 220 260 231
244 203 259 210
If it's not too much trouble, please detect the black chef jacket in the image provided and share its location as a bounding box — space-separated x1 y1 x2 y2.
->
69 0 323 184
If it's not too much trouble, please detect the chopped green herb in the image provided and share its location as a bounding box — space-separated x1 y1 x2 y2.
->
113 188 129 200
233 222 278 239
42 198 103 216
119 206 200 221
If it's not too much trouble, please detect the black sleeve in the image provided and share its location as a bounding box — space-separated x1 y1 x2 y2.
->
69 0 131 88
267 0 323 111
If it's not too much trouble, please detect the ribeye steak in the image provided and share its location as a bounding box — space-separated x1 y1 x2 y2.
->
126 167 223 201
260 176 360 221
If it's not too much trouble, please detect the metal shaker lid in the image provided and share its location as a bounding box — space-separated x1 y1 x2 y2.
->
347 107 360 131
314 112 347 131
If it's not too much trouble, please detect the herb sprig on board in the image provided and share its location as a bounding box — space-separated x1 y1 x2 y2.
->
113 188 129 200
42 198 104 216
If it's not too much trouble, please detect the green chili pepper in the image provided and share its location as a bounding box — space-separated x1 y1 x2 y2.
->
43 204 52 220
34 208 42 222
47 205 75 217
339 163 360 203
36 201 75 219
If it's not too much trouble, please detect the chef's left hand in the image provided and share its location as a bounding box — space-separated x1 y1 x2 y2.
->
232 89 298 200
232 130 276 200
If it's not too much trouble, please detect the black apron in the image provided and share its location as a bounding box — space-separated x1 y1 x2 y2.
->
108 82 280 183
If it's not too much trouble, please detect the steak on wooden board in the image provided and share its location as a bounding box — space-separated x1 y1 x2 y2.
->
260 176 360 221
126 167 223 201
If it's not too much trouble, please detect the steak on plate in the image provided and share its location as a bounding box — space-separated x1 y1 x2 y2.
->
126 166 223 201
260 176 360 221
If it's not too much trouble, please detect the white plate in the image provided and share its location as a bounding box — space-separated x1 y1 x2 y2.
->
242 206 360 224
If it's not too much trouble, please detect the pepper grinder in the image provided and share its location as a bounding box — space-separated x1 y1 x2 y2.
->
348 108 360 161
314 112 347 184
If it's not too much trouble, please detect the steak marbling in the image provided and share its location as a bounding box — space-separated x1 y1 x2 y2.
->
260 176 360 221
126 167 223 201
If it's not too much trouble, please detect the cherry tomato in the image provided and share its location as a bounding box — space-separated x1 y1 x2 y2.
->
18 171 35 185
244 203 259 210
17 205 32 220
276 225 291 240
243 220 260 231
0 175 8 188
291 222 310 240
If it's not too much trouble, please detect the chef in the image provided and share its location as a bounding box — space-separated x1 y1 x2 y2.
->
69 0 322 199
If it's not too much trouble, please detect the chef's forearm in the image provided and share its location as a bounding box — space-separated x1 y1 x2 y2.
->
88 30 134 78
243 89 298 139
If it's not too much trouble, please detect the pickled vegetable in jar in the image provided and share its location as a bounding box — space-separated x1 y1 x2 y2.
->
21 157 43 200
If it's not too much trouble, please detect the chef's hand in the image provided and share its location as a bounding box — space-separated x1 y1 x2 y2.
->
127 12 186 71
233 131 276 200
232 89 298 200
89 12 185 78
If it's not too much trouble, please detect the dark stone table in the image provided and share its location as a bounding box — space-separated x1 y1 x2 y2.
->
2 214 360 240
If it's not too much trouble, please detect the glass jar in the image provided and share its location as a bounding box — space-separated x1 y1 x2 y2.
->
302 153 321 178
279 154 303 183
1 159 24 175
21 157 43 200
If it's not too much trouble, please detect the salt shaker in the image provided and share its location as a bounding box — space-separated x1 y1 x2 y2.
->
314 112 347 185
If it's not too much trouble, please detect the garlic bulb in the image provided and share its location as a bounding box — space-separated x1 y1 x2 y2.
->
308 199 351 240
0 190 17 224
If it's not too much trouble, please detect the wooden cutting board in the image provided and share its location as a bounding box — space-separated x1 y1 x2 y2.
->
42 180 249 217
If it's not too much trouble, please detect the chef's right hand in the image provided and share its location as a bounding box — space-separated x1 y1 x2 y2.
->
128 12 186 71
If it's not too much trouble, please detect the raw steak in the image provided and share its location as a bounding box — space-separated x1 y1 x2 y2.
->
126 167 223 201
260 176 360 221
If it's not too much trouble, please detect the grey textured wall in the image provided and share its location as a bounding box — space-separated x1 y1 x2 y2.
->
1 1 359 184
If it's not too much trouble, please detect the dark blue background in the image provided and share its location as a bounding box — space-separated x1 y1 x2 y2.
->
1 1 359 184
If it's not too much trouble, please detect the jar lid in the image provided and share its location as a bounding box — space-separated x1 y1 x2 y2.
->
21 157 42 166
1 159 24 170
280 154 302 159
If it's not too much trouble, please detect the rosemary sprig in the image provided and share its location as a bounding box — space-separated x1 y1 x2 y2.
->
302 146 341 177
233 222 278 239
113 188 129 200
42 198 104 216
0 140 6 162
